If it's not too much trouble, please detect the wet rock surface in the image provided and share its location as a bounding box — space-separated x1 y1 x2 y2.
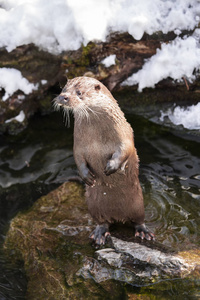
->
87 238 198 285
3 182 200 299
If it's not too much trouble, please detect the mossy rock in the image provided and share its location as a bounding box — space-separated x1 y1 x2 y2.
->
4 182 125 299
3 181 200 299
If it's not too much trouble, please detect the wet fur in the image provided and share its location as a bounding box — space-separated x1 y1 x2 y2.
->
54 77 145 228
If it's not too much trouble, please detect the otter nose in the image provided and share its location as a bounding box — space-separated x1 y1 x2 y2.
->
58 95 69 103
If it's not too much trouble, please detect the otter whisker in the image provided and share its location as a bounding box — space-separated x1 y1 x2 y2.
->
67 109 71 127
67 109 72 127
75 105 91 125
52 100 60 111
83 106 91 124
64 109 67 127
74 108 81 124
79 108 86 123
86 106 101 119
83 106 90 122
62 107 71 127
62 109 65 122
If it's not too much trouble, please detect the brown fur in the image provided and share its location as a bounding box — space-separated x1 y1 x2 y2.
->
54 76 145 227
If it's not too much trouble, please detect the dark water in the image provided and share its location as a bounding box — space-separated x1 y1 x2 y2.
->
0 110 200 299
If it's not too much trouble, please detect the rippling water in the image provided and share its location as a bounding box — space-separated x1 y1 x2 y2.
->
0 110 200 299
129 114 200 250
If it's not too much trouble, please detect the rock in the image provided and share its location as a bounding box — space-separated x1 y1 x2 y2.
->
4 182 200 299
92 237 198 283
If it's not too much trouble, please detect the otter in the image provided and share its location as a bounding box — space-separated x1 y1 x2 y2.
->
54 76 154 245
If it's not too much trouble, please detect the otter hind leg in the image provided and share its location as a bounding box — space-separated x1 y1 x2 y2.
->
134 223 155 241
89 223 110 246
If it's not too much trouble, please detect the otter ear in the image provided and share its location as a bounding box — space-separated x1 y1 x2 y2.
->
95 84 101 91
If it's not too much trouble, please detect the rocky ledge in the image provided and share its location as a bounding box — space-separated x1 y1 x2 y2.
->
4 182 200 299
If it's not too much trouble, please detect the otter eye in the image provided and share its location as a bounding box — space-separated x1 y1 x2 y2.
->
95 84 101 91
76 90 82 96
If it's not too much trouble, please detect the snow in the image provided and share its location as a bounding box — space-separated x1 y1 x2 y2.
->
0 0 200 106
41 79 47 85
160 103 200 130
0 68 38 101
122 36 200 91
101 55 116 67
0 0 199 53
5 110 25 123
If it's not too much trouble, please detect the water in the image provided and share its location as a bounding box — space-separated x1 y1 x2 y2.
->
0 110 200 299
128 113 200 250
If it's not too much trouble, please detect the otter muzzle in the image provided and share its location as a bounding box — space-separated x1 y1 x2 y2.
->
56 95 69 106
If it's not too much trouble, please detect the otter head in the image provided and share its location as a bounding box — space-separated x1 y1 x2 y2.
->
53 76 119 127
53 77 109 126
54 77 102 110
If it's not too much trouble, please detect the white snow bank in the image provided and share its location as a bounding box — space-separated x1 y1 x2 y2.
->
101 54 116 67
0 0 199 53
5 110 25 123
0 0 200 92
0 68 38 100
122 36 200 91
160 103 200 130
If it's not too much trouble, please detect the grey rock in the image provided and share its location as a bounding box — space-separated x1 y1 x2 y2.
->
77 237 197 286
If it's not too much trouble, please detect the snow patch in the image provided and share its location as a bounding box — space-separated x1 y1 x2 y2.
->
122 36 200 91
5 110 25 124
0 68 38 101
101 54 116 67
41 79 47 85
0 1 200 90
160 103 200 130
0 0 199 53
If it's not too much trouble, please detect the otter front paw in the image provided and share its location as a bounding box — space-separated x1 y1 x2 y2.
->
79 165 96 186
134 224 155 241
82 171 96 186
104 159 119 176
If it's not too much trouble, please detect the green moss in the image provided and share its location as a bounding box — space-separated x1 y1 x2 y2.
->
179 249 200 270
75 43 95 67
63 43 96 78
4 182 107 298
